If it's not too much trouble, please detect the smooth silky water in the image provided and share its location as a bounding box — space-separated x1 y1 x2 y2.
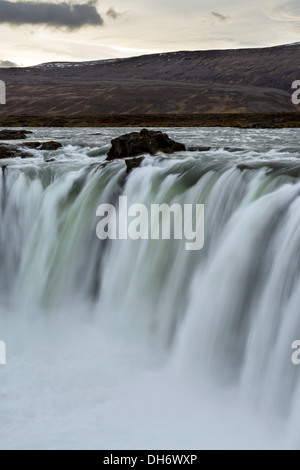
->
0 127 299 449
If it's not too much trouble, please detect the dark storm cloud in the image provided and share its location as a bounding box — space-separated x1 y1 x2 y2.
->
211 11 228 22
0 59 18 67
0 0 104 30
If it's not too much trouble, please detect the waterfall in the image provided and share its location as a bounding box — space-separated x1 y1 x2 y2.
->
1 128 300 449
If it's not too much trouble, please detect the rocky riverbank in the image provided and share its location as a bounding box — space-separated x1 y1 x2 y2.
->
0 113 299 129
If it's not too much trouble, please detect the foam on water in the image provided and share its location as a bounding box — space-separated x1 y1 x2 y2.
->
0 127 299 449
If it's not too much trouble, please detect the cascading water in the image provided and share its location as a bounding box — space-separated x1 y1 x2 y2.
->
0 127 300 449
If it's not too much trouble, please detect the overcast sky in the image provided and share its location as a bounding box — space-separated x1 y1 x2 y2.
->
0 0 299 67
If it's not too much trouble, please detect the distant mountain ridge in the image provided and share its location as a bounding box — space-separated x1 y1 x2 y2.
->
0 43 299 115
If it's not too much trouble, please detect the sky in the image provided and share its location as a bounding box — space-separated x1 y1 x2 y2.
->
0 0 299 67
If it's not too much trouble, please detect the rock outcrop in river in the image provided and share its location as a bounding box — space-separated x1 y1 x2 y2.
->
0 130 32 140
107 129 186 160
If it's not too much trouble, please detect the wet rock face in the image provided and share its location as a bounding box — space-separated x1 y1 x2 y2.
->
0 130 33 140
107 129 186 160
0 145 31 159
0 141 63 160
22 141 62 151
125 157 145 175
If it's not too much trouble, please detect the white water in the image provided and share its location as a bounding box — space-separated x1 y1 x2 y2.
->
0 127 300 449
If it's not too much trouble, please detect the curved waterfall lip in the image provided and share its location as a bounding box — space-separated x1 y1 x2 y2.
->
0 126 299 450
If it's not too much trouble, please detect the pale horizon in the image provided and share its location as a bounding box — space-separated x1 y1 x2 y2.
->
0 0 299 67
2 40 299 69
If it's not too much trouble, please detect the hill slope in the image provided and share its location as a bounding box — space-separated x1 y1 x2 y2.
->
0 43 299 115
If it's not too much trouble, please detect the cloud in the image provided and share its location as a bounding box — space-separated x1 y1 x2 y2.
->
106 6 134 21
266 1 300 33
0 0 104 30
211 11 229 22
271 1 300 21
0 59 18 67
106 7 121 20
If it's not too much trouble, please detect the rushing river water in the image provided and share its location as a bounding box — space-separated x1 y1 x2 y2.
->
0 126 300 449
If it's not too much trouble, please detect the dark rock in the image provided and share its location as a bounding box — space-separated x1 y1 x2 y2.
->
107 129 186 160
188 146 245 153
188 146 212 152
0 145 31 159
224 147 245 152
22 141 62 151
45 158 56 163
0 129 33 140
125 157 145 175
